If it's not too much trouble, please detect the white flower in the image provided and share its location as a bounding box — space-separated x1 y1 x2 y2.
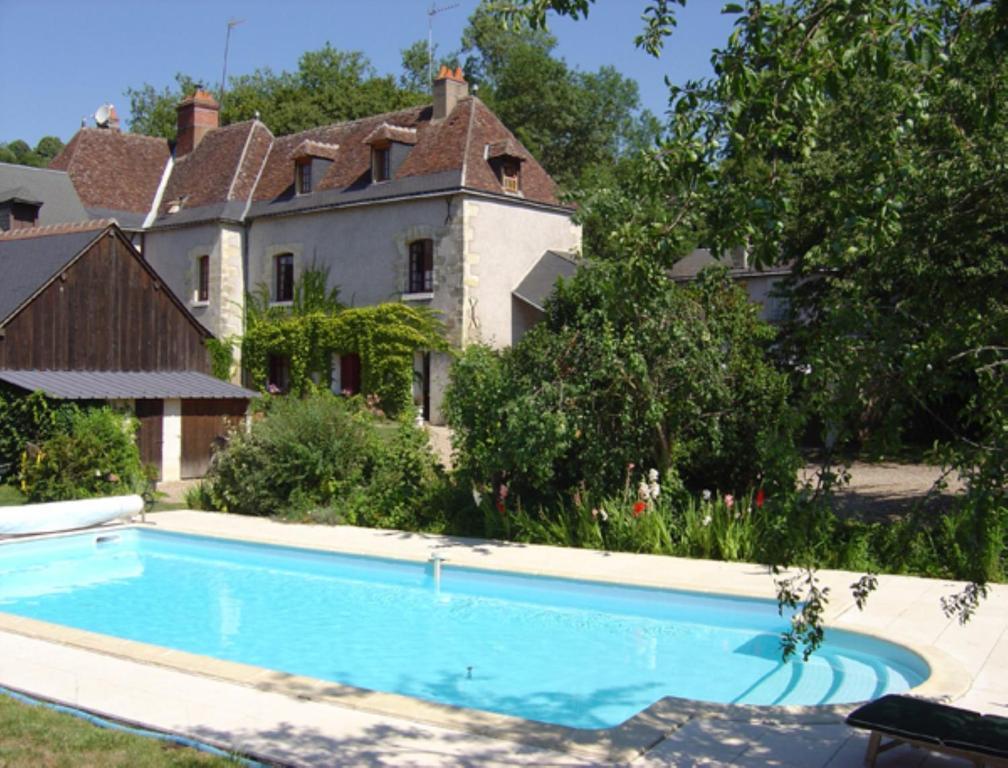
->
702 514 713 527
638 479 650 501
702 489 712 502
600 508 609 522
648 468 659 483
471 488 482 506
648 481 660 500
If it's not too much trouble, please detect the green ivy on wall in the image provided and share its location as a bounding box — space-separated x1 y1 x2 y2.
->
242 303 449 417
205 337 236 381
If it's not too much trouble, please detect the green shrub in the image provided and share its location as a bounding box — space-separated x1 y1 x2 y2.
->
200 392 444 528
19 407 144 502
0 389 79 480
445 265 799 523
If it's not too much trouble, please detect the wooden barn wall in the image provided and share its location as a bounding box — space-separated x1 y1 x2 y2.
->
0 232 211 372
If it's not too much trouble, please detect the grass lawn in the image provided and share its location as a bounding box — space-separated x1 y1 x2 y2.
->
0 484 25 506
0 693 239 767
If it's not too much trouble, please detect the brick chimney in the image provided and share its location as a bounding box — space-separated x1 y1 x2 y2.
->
106 105 121 131
433 66 468 121
175 88 220 157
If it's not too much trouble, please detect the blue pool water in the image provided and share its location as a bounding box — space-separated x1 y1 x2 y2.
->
0 529 928 728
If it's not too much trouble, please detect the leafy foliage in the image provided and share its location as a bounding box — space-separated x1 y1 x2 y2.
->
0 135 66 167
499 0 1008 644
0 390 78 479
204 338 236 382
461 1 659 188
19 407 145 502
194 393 443 529
126 48 426 139
243 303 448 417
446 264 798 506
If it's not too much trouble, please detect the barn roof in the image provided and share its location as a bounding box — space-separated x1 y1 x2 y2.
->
0 369 256 400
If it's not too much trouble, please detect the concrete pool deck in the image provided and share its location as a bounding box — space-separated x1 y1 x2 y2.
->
0 510 1005 766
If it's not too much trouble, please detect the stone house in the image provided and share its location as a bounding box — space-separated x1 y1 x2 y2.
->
51 68 582 421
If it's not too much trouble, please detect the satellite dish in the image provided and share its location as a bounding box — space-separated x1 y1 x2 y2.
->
94 104 112 127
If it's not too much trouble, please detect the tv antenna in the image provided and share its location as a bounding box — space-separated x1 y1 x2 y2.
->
220 18 246 101
428 2 459 88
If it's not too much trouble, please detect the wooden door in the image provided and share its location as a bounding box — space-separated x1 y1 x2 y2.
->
134 399 163 479
181 399 248 479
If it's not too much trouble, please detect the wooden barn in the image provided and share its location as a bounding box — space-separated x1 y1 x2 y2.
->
0 219 255 479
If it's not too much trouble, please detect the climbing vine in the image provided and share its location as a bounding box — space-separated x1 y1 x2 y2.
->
242 303 449 417
205 337 236 381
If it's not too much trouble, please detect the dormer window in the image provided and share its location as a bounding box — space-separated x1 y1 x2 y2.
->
363 123 417 185
372 145 390 183
500 159 520 193
296 159 312 194
485 140 527 196
291 140 339 197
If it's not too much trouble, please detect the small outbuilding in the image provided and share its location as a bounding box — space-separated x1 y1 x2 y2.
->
0 220 255 479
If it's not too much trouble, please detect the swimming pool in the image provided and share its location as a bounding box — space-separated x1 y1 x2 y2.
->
0 529 928 729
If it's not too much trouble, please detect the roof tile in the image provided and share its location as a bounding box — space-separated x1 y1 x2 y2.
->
49 129 170 213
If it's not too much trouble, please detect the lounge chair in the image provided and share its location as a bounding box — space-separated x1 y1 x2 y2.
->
846 694 1008 767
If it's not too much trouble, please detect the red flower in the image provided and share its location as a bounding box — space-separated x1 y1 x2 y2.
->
755 488 766 509
632 501 646 518
496 500 506 515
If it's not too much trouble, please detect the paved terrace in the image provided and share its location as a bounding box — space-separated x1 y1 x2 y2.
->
0 510 1005 767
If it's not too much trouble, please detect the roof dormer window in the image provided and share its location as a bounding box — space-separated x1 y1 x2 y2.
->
363 123 417 185
372 145 390 183
500 159 520 193
290 140 339 197
296 158 312 195
485 140 527 196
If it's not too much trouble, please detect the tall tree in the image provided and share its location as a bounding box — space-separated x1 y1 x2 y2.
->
500 0 1008 641
126 74 200 139
125 46 426 139
461 1 658 188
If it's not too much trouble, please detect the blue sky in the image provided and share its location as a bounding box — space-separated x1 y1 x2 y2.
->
0 0 736 146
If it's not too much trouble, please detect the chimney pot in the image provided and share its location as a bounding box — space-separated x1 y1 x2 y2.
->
175 88 220 157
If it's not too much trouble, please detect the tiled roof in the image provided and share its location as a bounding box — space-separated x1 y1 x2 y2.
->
362 123 418 146
485 138 528 161
158 120 273 216
49 129 170 215
0 369 257 400
463 100 558 205
53 90 565 227
0 218 115 241
292 140 341 160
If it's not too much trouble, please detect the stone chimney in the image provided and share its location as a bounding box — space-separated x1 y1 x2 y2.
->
175 88 220 157
433 66 468 121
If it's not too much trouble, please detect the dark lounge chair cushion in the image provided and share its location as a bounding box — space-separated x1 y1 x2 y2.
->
846 694 980 746
945 714 1008 760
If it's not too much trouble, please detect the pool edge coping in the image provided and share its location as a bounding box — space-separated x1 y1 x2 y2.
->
0 518 976 763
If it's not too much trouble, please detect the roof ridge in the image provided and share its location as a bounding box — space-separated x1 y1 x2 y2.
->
242 124 274 220
0 218 115 240
279 103 428 142
226 122 257 201
80 127 168 145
